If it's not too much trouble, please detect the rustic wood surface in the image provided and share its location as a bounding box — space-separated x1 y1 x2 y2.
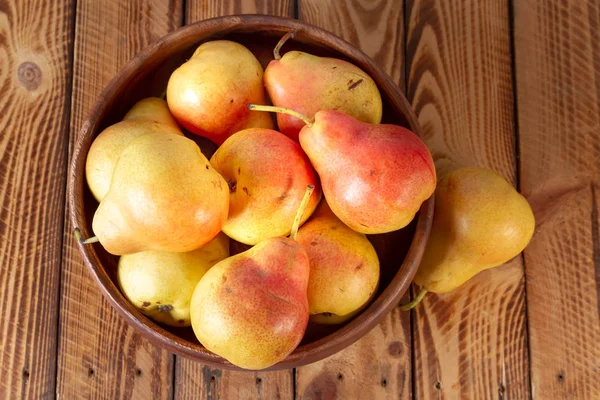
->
514 1 600 399
0 0 72 398
406 1 530 399
1 0 598 399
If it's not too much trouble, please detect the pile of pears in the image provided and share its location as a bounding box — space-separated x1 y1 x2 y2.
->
80 33 535 370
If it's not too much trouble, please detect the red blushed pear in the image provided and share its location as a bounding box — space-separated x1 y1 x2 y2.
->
166 40 273 145
210 128 321 245
248 105 436 234
264 32 382 142
189 186 315 370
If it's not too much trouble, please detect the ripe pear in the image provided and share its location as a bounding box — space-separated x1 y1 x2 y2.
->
118 233 229 326
123 97 180 129
401 168 535 310
86 97 182 202
166 40 273 145
248 105 436 234
190 187 314 370
264 32 382 141
92 132 229 255
295 201 380 324
210 128 321 245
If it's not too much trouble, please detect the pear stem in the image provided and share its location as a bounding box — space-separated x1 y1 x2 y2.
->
247 104 313 127
74 228 99 244
398 288 428 311
159 89 167 100
273 31 296 60
290 185 315 241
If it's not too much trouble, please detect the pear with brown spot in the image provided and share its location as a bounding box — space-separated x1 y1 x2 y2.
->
190 186 314 370
264 32 382 142
295 200 379 324
118 233 229 326
210 128 321 245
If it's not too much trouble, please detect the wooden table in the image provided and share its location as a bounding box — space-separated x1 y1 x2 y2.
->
2 0 599 398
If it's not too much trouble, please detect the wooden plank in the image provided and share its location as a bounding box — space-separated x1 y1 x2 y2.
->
294 2 412 399
186 0 293 18
0 0 73 397
514 0 600 398
405 0 531 398
56 1 182 399
173 2 295 400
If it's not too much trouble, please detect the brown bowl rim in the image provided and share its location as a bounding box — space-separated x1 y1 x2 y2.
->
68 14 434 371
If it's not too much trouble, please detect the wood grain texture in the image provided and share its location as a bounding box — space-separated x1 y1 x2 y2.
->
57 1 182 398
296 308 411 400
174 2 295 399
186 0 294 24
297 0 404 85
514 0 600 398
175 364 294 400
406 0 530 398
295 2 412 399
0 0 73 397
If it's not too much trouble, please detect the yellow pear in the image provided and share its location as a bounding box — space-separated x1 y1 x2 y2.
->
401 168 535 309
295 201 379 324
122 97 180 129
166 40 273 145
92 132 229 255
86 97 182 202
118 233 229 326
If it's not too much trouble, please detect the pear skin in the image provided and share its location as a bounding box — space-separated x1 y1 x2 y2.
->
86 120 182 201
86 97 182 202
299 110 436 234
92 132 229 255
118 233 229 326
123 97 180 129
414 168 535 293
295 201 380 324
166 40 273 145
190 237 310 370
210 128 321 245
265 50 382 142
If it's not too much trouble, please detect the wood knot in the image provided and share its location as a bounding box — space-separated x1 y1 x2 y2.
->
388 341 404 357
18 62 42 91
302 374 337 399
22 367 30 382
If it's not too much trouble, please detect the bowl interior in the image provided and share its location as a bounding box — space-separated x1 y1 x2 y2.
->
71 15 431 370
